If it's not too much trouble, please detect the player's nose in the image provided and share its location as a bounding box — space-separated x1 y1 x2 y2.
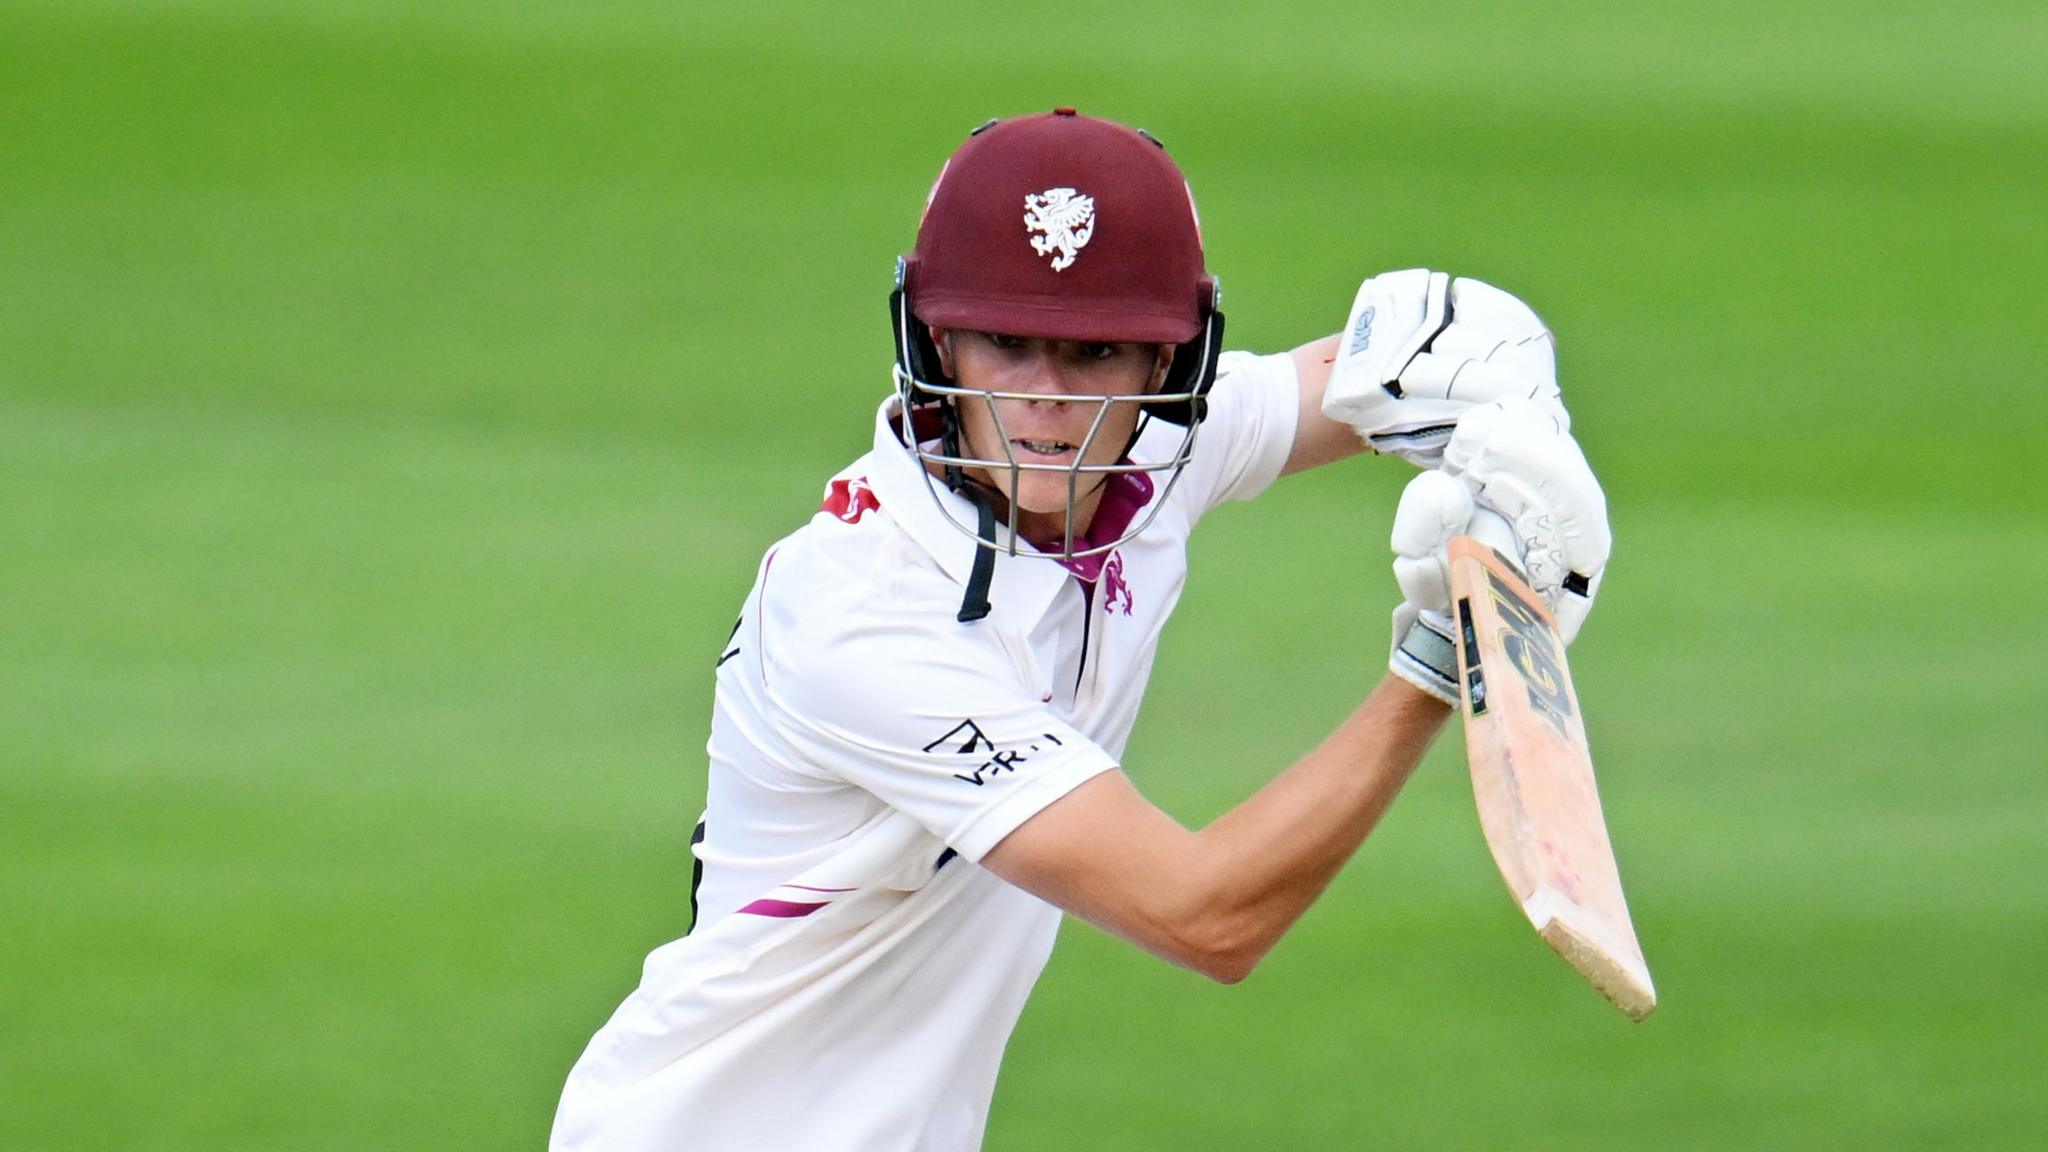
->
1009 346 1087 405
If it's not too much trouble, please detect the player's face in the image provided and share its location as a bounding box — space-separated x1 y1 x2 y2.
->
934 328 1172 542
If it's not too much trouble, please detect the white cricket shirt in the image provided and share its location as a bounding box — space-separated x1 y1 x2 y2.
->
552 351 1300 1152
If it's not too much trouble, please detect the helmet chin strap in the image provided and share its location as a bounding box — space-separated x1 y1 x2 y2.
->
939 387 999 623
956 492 997 623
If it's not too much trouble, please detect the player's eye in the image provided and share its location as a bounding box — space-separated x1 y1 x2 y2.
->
986 332 1026 351
1078 342 1119 362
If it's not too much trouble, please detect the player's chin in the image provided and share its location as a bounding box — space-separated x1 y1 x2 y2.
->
965 460 1107 516
1007 474 1083 515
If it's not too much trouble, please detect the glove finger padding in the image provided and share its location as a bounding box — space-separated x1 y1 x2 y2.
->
1386 469 1474 706
1443 391 1571 447
1390 469 1474 616
1323 271 1567 469
1432 278 1554 360
1402 279 1562 415
1397 350 1565 417
1443 397 1610 643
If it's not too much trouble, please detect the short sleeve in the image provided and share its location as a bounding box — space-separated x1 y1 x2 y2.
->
1145 349 1300 522
763 629 1119 863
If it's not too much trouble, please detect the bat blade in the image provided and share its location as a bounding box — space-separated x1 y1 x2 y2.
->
1447 535 1656 1021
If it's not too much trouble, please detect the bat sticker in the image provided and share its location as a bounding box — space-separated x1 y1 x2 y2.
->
1484 570 1574 742
1457 598 1488 715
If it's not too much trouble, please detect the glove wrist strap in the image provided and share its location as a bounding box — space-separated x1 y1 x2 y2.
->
1390 613 1461 707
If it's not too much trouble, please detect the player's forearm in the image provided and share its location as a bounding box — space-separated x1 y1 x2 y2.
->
981 680 1449 985
1281 333 1374 476
1172 674 1450 979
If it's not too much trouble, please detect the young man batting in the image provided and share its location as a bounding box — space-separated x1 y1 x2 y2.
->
551 108 1611 1152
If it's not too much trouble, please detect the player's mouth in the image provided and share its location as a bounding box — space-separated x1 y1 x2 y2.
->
1010 438 1079 462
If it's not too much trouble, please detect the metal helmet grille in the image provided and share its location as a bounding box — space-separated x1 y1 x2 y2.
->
890 297 1217 562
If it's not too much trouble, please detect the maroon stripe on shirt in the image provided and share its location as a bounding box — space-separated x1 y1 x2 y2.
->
736 898 831 918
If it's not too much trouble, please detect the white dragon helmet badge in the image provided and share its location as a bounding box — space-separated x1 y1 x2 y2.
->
1022 187 1096 272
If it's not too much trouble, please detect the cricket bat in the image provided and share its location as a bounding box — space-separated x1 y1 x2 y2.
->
1447 534 1657 1021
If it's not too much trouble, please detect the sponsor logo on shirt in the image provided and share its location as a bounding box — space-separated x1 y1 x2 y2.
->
923 719 1067 787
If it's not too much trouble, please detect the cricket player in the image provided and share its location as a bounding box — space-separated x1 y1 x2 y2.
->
552 108 1611 1151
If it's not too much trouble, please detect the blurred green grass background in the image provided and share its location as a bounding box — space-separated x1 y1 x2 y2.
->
4 1 2044 1148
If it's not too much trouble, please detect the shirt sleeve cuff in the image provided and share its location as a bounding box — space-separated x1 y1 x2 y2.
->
945 750 1121 863
1223 350 1301 505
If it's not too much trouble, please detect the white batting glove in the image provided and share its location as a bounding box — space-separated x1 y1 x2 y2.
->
1386 398 1609 702
1322 269 1568 469
1387 470 1476 704
1442 397 1610 645
1385 471 1524 704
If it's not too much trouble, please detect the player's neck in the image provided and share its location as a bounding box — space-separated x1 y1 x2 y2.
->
1014 496 1101 554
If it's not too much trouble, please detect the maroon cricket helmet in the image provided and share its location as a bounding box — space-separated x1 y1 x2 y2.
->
902 108 1215 344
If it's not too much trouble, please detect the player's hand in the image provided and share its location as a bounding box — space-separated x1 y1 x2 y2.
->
1321 270 1567 469
1387 469 1477 704
1442 397 1610 645
1385 397 1608 702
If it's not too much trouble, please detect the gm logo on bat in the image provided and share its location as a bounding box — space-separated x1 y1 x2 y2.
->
1485 569 1574 742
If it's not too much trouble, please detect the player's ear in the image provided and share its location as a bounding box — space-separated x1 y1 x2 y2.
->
929 326 955 377
1150 343 1175 391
